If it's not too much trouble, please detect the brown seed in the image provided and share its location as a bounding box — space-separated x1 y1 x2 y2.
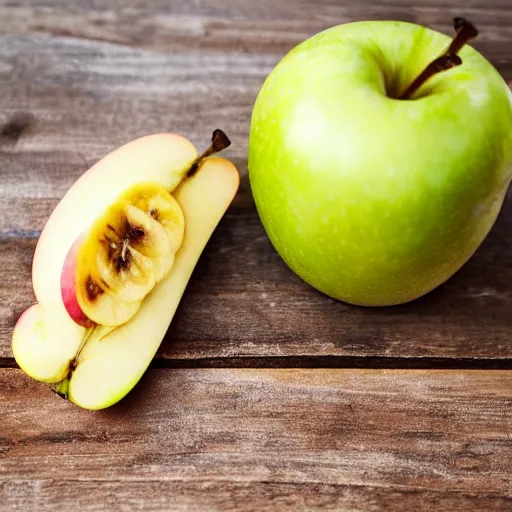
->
86 276 104 301
129 227 145 240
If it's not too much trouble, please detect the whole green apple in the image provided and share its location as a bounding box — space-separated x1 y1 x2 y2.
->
248 19 512 306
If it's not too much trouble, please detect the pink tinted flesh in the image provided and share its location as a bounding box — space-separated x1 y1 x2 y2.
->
60 237 95 328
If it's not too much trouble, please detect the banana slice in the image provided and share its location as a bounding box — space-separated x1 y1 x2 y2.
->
72 203 170 326
74 261 142 327
63 181 186 328
88 201 168 301
119 182 185 253
121 204 174 282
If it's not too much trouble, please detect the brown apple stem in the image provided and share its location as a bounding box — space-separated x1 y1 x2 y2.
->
399 17 478 100
187 129 231 177
399 54 462 99
447 17 479 55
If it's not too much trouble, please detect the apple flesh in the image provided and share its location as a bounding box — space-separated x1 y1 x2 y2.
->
60 236 96 328
12 301 87 383
249 20 512 306
42 134 197 330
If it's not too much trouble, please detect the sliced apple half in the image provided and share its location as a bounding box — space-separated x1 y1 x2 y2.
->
68 158 239 409
12 130 238 406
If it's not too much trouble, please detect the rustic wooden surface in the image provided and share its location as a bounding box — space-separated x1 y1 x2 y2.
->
0 0 511 510
2 369 512 511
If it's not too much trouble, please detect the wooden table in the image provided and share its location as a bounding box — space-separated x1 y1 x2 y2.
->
1 1 511 510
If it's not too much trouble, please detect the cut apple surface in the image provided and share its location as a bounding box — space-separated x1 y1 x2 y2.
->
12 301 88 383
13 130 238 409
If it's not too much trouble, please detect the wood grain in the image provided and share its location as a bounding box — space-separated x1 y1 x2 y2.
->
1 3 512 363
1 368 511 510
2 481 510 512
1 34 512 362
0 0 511 73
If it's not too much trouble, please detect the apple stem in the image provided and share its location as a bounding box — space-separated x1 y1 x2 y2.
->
187 129 231 177
399 17 478 100
447 17 479 55
399 54 462 100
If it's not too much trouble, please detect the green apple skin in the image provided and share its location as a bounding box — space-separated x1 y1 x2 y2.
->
248 21 512 306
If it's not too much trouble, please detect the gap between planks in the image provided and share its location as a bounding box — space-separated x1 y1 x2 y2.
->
1 356 512 370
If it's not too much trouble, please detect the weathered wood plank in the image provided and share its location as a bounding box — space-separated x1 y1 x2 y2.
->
0 35 264 164
1 369 511 510
0 36 512 361
1 481 510 512
0 0 511 75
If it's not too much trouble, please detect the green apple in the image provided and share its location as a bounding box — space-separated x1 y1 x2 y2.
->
249 18 512 306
